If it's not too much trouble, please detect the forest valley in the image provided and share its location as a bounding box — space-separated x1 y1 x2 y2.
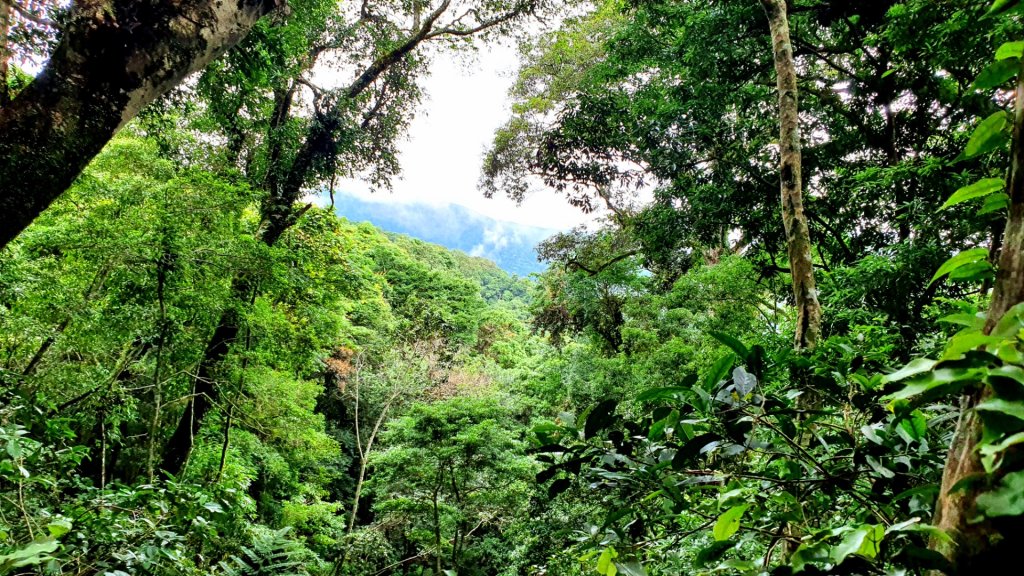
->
4 0 1024 575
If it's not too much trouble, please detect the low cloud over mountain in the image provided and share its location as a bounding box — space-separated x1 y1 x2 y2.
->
329 191 556 276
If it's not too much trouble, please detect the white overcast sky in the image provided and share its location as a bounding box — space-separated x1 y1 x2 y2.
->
336 42 600 231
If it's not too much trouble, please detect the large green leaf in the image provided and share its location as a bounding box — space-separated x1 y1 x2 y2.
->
988 0 1022 17
996 41 1024 60
937 313 986 329
615 560 648 576
597 547 619 576
980 431 1024 472
883 366 982 403
974 58 1020 89
0 538 59 571
703 353 735 392
947 260 995 282
648 409 679 441
976 397 1024 421
961 112 1009 160
941 178 1004 209
880 358 937 384
710 332 748 359
979 192 1010 215
831 524 884 564
930 248 990 285
636 387 691 403
713 505 748 541
942 331 1003 360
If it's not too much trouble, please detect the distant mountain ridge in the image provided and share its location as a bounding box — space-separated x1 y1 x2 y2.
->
329 192 555 276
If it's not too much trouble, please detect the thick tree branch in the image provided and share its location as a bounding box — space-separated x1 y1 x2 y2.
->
0 0 284 250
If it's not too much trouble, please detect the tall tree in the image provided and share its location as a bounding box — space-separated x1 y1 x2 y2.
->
758 0 821 350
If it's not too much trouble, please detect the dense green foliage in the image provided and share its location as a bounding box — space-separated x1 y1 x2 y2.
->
6 0 1024 575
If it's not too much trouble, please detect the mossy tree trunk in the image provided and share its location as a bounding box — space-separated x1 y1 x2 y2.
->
931 59 1024 575
759 0 822 351
0 0 283 249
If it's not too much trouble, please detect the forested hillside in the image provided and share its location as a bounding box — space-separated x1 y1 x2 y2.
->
5 0 1024 575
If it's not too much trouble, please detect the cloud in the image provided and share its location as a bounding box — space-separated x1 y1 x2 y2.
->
327 188 553 275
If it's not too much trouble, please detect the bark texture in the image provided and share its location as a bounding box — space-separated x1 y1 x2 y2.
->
759 0 822 351
0 0 283 249
931 60 1024 574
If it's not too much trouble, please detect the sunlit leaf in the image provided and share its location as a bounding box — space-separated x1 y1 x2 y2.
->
973 58 1020 89
941 178 1004 209
961 112 1009 160
713 505 748 541
988 0 1022 17
930 248 990 285
996 41 1024 60
880 358 937 384
976 397 1024 421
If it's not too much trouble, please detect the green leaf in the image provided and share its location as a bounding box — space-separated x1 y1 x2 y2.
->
713 504 748 541
947 260 995 282
930 249 990 285
961 112 1010 160
897 410 928 442
885 517 952 543
992 301 1024 338
0 539 59 569
597 547 619 575
937 313 986 329
880 358 937 384
996 41 1024 60
695 541 733 567
710 332 748 359
976 397 1024 421
892 485 940 504
861 424 884 445
46 519 72 539
866 455 895 479
988 0 1022 17
986 365 1024 394
704 353 735 392
883 366 982 403
942 178 1004 209
942 331 1003 360
980 431 1024 472
977 469 1024 517
979 192 1010 215
636 387 691 403
831 524 884 564
974 58 1021 89
648 409 678 441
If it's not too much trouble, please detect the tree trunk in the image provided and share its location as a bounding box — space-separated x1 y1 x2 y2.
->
433 474 444 575
930 60 1024 574
160 296 242 476
759 0 822 351
0 0 11 107
0 0 283 250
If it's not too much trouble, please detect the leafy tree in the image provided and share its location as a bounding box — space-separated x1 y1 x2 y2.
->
368 396 535 575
